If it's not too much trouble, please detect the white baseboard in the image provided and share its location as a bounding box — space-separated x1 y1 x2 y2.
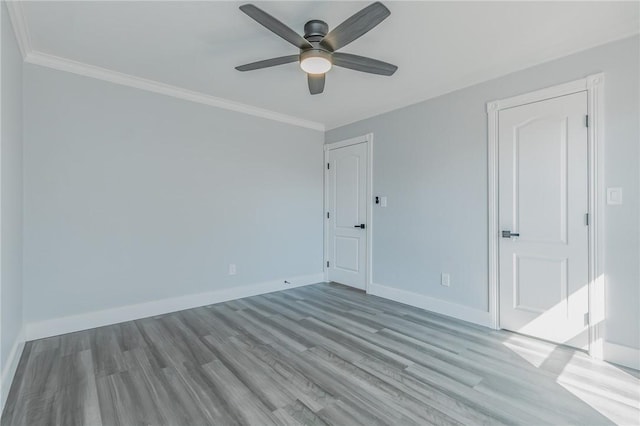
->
368 283 493 328
604 341 640 370
1 326 26 414
25 273 325 341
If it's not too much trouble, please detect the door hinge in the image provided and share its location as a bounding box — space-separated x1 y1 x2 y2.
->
327 212 330 219
327 163 330 170
585 213 589 226
326 261 330 268
584 312 590 326
585 115 589 127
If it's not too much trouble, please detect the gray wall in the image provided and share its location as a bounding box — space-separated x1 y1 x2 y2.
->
23 65 324 324
1 1 24 403
326 36 640 350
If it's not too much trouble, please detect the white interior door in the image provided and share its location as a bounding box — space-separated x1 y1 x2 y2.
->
327 142 368 290
498 91 589 349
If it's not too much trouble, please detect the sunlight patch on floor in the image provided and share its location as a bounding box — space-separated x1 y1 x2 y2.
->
502 333 640 425
558 379 640 425
501 333 558 368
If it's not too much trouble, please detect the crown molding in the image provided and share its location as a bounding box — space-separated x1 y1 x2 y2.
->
8 2 637 133
25 51 325 131
5 2 324 132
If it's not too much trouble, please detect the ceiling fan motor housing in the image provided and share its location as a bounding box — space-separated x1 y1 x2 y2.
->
304 20 329 44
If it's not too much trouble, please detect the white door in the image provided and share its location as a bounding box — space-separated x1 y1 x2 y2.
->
327 142 368 289
498 91 589 349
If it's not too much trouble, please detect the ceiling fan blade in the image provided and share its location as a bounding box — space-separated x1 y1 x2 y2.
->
308 74 325 95
235 55 299 71
320 2 390 52
333 52 397 76
239 4 312 50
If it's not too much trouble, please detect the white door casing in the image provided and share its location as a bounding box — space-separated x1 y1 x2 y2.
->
498 91 589 349
325 136 372 290
488 74 605 358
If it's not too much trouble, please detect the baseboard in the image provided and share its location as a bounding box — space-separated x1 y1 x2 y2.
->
1 326 26 414
368 282 493 328
25 273 325 341
604 341 640 370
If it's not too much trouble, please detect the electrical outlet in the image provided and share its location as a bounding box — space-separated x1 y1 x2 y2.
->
441 273 450 287
228 264 236 275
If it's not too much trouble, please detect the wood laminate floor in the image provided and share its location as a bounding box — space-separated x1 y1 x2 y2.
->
2 283 639 425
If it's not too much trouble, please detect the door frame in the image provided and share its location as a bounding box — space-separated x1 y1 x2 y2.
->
324 134 373 292
486 73 605 358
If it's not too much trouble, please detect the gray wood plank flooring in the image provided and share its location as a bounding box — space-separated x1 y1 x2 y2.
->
2 282 639 425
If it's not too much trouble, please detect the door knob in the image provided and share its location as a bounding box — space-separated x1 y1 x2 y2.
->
354 224 366 229
502 230 520 238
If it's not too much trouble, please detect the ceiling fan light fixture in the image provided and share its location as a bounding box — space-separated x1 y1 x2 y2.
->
300 57 332 74
235 3 396 94
299 49 332 74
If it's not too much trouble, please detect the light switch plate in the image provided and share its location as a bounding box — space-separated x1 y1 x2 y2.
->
380 196 387 207
607 187 622 205
441 273 450 287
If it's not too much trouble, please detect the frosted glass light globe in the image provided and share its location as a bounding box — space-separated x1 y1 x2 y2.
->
300 56 332 74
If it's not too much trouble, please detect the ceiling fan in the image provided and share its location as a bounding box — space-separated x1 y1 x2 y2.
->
235 2 398 95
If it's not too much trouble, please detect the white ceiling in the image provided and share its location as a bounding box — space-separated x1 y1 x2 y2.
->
18 1 640 129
